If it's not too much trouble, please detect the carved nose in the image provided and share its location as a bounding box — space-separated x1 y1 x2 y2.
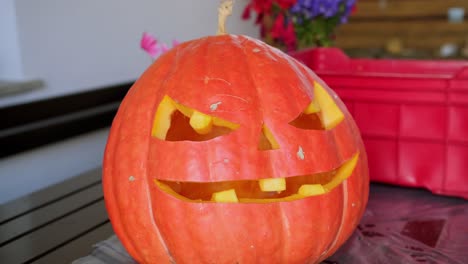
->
258 124 279 151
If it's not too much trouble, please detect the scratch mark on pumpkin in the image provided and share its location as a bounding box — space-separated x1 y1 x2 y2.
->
216 94 249 103
210 102 222 111
210 94 250 112
204 76 231 86
246 36 279 61
252 48 261 53
128 176 136 182
297 146 305 160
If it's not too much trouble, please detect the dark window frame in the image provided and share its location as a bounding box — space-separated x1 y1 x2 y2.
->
0 82 134 158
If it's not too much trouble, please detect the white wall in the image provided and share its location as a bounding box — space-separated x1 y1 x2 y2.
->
0 0 24 80
0 0 259 204
1 0 258 107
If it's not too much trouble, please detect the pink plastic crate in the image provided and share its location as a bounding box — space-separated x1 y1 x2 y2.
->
291 48 468 199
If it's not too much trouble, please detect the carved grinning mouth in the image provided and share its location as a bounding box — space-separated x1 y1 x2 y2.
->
154 152 359 203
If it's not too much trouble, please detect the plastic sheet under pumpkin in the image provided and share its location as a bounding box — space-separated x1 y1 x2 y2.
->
73 184 468 264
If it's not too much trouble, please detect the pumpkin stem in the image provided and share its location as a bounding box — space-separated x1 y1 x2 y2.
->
217 0 233 35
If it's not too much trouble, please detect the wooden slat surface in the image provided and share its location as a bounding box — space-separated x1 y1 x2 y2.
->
337 21 468 37
0 168 114 263
0 183 103 245
335 34 466 50
31 222 114 264
335 3 468 52
0 168 101 223
353 0 468 19
0 200 108 264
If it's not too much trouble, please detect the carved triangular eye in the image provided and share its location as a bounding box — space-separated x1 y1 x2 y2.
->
289 81 345 130
152 95 239 141
289 111 324 130
258 124 280 151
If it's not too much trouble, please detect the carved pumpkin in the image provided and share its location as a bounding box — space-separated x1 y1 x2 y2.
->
103 3 368 263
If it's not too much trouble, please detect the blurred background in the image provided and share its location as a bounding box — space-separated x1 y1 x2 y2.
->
0 0 466 203
334 0 468 59
0 1 467 263
0 0 259 204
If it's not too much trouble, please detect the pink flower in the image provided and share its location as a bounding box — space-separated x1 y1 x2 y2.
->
172 40 180 47
270 14 297 51
242 3 252 19
161 40 180 53
276 0 297 9
283 20 297 51
160 43 169 54
140 33 180 59
140 32 159 59
252 0 274 13
242 0 297 19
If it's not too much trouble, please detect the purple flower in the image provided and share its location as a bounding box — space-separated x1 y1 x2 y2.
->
291 0 321 18
291 0 355 20
321 0 342 18
341 0 356 23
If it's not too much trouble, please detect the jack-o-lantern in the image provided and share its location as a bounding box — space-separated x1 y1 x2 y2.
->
103 2 368 263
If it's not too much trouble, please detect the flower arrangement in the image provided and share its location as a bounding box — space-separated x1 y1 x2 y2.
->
140 32 179 59
242 0 357 51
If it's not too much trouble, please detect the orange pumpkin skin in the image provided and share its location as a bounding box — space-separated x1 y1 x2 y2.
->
103 34 369 264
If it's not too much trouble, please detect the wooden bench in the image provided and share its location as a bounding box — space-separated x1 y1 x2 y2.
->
0 168 113 264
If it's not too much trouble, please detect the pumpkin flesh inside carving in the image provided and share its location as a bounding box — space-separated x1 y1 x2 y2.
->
154 152 359 203
152 95 240 141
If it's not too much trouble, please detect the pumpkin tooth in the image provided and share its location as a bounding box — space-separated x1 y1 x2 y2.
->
262 125 280 150
213 117 240 130
314 81 345 130
324 152 359 191
304 100 321 114
298 184 326 196
211 189 239 202
259 178 286 192
190 111 213 134
152 95 177 139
